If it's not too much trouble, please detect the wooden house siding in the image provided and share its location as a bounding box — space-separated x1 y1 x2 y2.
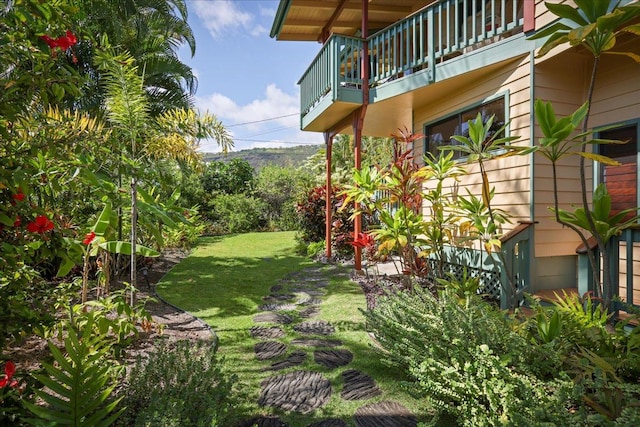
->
589 38 640 129
414 54 533 245
532 50 590 258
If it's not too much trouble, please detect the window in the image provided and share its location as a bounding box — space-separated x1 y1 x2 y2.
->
424 97 506 160
599 122 639 216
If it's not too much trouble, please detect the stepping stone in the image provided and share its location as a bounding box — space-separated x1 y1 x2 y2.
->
264 350 307 371
314 349 353 369
238 416 289 427
263 294 295 302
299 306 320 318
354 400 417 427
250 326 285 339
294 320 335 336
259 371 331 414
292 338 343 348
259 303 298 312
254 341 287 360
270 284 283 293
299 298 323 306
300 289 326 300
307 420 348 427
254 312 293 324
341 370 382 401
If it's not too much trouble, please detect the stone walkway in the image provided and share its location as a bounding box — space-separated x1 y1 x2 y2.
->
239 266 418 427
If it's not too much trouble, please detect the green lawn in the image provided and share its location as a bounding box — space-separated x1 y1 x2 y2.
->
156 231 432 426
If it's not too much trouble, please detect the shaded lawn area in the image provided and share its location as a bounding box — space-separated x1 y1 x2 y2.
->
156 231 432 426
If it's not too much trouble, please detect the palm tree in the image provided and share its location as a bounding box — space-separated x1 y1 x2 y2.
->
74 0 196 116
98 48 232 303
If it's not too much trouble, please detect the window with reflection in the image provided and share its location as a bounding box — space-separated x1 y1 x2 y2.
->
599 123 638 217
425 97 506 160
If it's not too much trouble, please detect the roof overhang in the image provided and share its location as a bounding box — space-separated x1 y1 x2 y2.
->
270 0 436 42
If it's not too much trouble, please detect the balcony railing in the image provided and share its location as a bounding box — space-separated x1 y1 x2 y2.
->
299 0 525 120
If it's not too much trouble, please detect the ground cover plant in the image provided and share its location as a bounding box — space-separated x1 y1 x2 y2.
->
156 231 431 426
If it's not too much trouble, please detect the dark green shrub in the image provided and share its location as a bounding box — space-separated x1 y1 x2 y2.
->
306 240 326 258
363 287 573 425
208 193 267 233
296 185 368 256
116 339 234 427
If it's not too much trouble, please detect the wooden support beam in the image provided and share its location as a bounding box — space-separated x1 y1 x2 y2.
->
324 131 334 259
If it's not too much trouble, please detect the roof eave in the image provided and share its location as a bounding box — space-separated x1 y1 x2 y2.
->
270 0 292 39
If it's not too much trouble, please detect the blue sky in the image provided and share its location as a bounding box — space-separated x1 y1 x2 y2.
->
178 0 325 153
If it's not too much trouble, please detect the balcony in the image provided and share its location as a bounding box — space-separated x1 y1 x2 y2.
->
298 0 525 132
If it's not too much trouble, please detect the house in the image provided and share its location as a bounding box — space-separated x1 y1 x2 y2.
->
270 0 640 310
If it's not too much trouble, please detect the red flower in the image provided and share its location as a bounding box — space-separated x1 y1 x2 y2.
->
26 215 54 233
0 361 18 388
40 31 78 53
82 231 96 245
40 35 58 49
12 192 25 202
350 232 375 249
13 216 21 227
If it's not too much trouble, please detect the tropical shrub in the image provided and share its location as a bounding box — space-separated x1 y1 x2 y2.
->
296 185 361 256
363 286 578 424
24 315 125 426
208 193 267 234
115 340 234 427
255 165 313 231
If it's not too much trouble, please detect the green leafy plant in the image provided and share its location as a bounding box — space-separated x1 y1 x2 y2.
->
24 315 124 426
439 113 532 308
534 309 563 344
342 131 431 277
115 340 234 427
529 1 640 310
434 269 480 301
364 287 574 425
420 151 466 278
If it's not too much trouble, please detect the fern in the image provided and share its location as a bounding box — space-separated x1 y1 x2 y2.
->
24 315 124 426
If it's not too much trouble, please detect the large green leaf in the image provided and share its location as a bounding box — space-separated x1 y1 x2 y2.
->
24 318 124 426
546 2 589 26
577 151 621 166
92 202 115 237
99 241 160 257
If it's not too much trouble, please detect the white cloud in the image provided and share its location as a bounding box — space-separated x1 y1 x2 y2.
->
191 0 267 39
194 84 323 152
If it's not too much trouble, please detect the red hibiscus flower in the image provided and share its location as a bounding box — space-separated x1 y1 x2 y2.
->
12 192 25 202
40 30 78 56
13 216 21 227
26 215 54 233
0 361 18 388
83 231 96 245
40 35 58 49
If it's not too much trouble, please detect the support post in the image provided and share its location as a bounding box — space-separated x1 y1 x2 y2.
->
523 0 535 33
351 0 370 272
324 131 333 259
352 112 363 271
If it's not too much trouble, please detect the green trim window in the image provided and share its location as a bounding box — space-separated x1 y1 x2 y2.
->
424 96 506 159
598 120 639 216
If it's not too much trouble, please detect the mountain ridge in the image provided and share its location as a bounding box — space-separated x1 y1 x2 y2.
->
202 144 321 170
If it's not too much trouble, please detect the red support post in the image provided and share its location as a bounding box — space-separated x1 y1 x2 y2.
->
324 132 333 259
523 0 535 33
